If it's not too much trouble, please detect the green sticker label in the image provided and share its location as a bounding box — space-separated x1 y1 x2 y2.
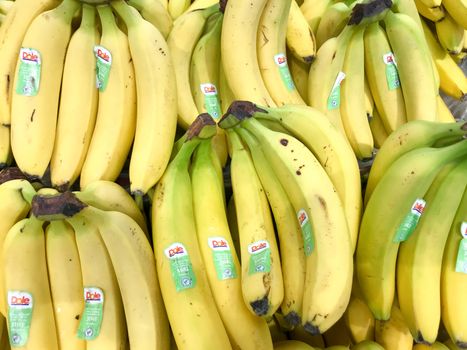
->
274 53 296 92
383 53 401 90
208 237 237 280
327 72 346 110
77 287 104 340
165 243 196 291
15 48 41 96
455 222 467 274
94 46 112 92
200 83 222 119
7 291 33 347
393 199 426 242
247 240 271 275
297 209 314 256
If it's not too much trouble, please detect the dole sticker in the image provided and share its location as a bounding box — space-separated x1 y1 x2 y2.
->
165 243 196 291
94 45 112 92
208 237 237 280
16 48 41 96
8 291 33 347
77 287 104 340
248 240 271 274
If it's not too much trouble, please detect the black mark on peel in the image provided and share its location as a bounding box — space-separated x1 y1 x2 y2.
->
6 74 10 95
280 138 288 146
30 109 36 122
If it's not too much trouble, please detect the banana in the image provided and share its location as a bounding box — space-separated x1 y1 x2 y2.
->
364 120 467 206
300 0 333 34
127 0 173 38
67 215 127 350
315 2 351 48
0 179 35 316
286 0 317 64
417 0 442 9
168 0 190 20
79 4 136 188
236 127 305 327
191 138 273 350
441 0 467 30
187 0 218 11
227 129 284 318
226 114 352 334
437 95 457 123
0 0 60 162
221 0 276 107
307 25 356 134
369 108 389 149
340 25 374 159
436 11 465 54
422 20 467 99
396 159 467 344
440 188 467 348
374 305 414 350
363 21 407 134
0 124 11 169
152 130 232 350
9 0 80 179
72 205 171 350
258 0 306 106
250 103 362 253
415 0 445 22
384 10 438 122
3 217 59 349
287 49 310 101
413 342 451 350
167 4 217 129
274 340 317 349
218 62 235 114
50 3 99 191
344 296 375 343
356 139 467 321
74 180 148 236
111 0 178 196
45 220 85 350
352 340 385 350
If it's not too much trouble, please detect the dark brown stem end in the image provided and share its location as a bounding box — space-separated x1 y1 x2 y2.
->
31 191 87 221
0 167 27 185
186 113 217 141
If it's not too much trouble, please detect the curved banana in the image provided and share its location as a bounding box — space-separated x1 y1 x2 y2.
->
191 138 273 350
221 0 276 107
79 4 136 188
315 2 351 48
127 0 173 38
364 120 467 205
364 21 407 134
227 130 284 319
10 0 80 179
258 0 305 105
3 217 59 349
374 304 415 350
440 188 467 348
111 0 178 196
396 160 467 344
286 0 317 64
435 11 465 54
437 95 457 123
236 127 305 327
45 220 85 350
152 135 232 350
340 25 374 159
300 0 333 34
67 215 127 350
287 50 310 101
369 108 389 149
229 115 352 334
422 20 467 99
413 342 451 350
384 11 438 122
441 0 467 30
50 3 99 191
344 296 375 343
415 0 445 22
168 0 190 20
356 139 467 320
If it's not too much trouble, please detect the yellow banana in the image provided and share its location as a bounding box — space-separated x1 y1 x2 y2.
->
287 50 310 101
413 342 451 350
0 125 11 169
127 0 173 38
300 0 333 34
286 0 317 63
315 2 351 48
436 11 465 54
344 296 375 343
369 108 389 149
168 0 190 20
437 95 457 123
415 0 445 22
441 0 467 30
374 305 414 350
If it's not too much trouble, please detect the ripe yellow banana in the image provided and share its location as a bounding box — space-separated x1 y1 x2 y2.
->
357 139 467 320
364 21 407 134
369 108 389 149
415 0 445 22
440 188 467 348
227 129 284 319
374 304 414 350
436 11 465 54
191 138 273 350
45 220 85 350
218 62 235 114
50 3 99 191
111 0 178 196
67 215 127 350
187 0 218 11
236 127 306 327
344 296 375 343
168 0 190 20
221 0 276 107
340 25 374 159
127 0 173 38
3 216 59 349
441 0 467 30
286 0 317 64
79 4 136 188
413 342 451 350
10 0 80 179
315 2 351 48
152 132 232 350
258 0 306 105
300 0 333 34
437 95 457 123
287 50 310 101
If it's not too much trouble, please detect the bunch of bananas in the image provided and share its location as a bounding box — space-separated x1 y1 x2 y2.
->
0 176 170 349
0 0 177 195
